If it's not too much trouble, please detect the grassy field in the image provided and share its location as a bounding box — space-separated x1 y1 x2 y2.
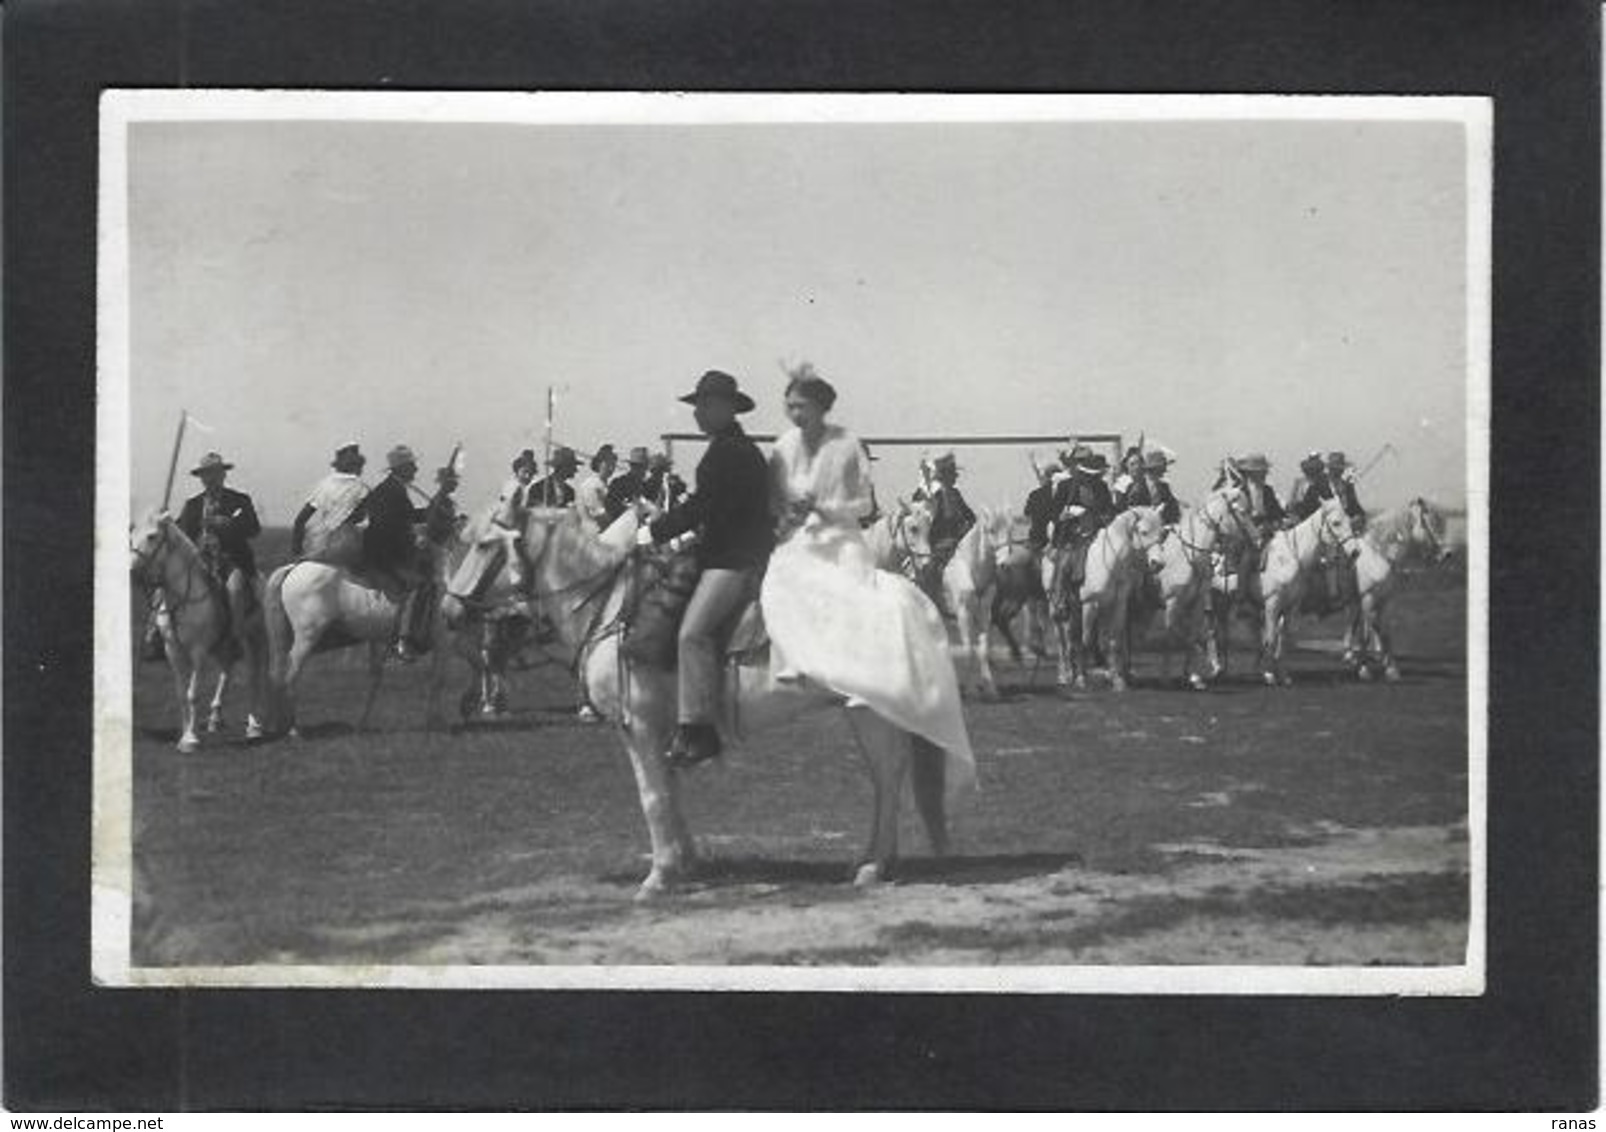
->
126 565 1469 969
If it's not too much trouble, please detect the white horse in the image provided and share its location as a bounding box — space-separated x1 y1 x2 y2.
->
507 507 955 899
261 549 454 737
130 511 266 751
902 503 1008 700
863 503 918 579
1340 497 1453 681
1216 497 1361 686
442 509 637 719
1146 486 1261 690
1074 507 1168 691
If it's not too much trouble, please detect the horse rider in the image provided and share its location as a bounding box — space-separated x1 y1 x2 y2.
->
1227 451 1286 597
1047 442 1116 616
358 444 435 659
1115 447 1182 525
645 452 688 510
528 445 580 508
605 446 652 522
1287 450 1332 520
1023 461 1058 552
175 450 262 633
291 441 369 563
1290 450 1366 608
918 452 977 603
576 444 617 533
1324 451 1367 533
634 369 773 768
1110 446 1146 506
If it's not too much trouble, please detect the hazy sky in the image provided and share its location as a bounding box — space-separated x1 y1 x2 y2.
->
122 105 1474 523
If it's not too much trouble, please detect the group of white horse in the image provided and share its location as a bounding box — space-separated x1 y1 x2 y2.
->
863 485 1450 701
129 482 1450 897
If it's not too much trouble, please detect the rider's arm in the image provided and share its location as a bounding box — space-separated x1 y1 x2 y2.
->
290 503 315 556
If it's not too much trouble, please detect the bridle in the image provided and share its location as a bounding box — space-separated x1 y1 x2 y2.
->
131 518 215 613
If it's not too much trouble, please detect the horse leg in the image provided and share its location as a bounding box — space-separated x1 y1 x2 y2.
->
623 703 692 900
1107 588 1130 692
1365 595 1400 681
967 593 999 701
908 735 949 858
206 669 229 733
356 641 386 731
846 706 909 886
420 611 450 731
174 657 201 753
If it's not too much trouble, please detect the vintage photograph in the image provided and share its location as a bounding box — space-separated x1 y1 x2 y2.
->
95 91 1487 991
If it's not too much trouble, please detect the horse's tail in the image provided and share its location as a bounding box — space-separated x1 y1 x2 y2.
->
908 735 949 857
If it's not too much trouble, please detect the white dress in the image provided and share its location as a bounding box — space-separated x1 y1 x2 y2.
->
760 425 976 794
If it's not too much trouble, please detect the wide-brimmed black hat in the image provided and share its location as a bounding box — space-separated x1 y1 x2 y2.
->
549 445 579 470
190 451 234 476
678 369 755 413
511 448 538 473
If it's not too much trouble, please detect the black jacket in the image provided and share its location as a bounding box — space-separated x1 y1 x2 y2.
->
177 487 261 577
1050 474 1116 546
1115 474 1182 525
358 475 425 572
649 423 773 570
605 470 646 521
1024 484 1056 548
528 476 576 509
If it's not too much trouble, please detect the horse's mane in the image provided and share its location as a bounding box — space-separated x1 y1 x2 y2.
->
139 510 205 564
531 506 630 579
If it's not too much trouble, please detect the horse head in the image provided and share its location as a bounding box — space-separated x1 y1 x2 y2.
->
1206 484 1262 552
130 509 180 583
1126 506 1168 552
1317 497 1362 559
1410 497 1454 564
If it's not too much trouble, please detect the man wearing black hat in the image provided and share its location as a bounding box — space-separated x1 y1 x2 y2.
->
354 444 434 658
529 446 580 509
635 370 774 767
1047 444 1117 617
177 451 262 629
605 446 652 522
918 453 976 603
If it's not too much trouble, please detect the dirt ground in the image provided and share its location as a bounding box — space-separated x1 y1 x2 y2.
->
126 571 1469 971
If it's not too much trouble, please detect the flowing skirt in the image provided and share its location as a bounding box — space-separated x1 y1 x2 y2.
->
760 517 976 796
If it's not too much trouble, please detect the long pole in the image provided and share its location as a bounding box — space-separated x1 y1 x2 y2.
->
1357 442 1396 480
544 386 554 471
160 409 188 512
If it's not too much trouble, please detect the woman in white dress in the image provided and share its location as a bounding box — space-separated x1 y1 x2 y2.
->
760 365 976 792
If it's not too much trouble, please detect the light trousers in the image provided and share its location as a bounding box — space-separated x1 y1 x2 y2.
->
677 567 755 725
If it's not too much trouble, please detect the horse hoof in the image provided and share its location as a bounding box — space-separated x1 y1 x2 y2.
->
244 720 264 741
1262 672 1279 687
853 862 887 888
1110 676 1128 693
176 735 199 754
1187 674 1208 692
287 726 303 741
205 716 223 734
1279 674 1295 687
577 705 601 723
1384 666 1402 683
1357 665 1375 683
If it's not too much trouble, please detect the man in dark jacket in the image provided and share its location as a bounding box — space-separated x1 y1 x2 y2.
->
636 370 773 767
356 444 434 659
176 450 262 630
605 446 652 521
1047 443 1116 622
528 446 580 508
1116 449 1182 525
918 452 976 603
1023 463 1057 551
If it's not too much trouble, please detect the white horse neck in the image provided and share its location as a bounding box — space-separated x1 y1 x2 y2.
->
1280 507 1334 568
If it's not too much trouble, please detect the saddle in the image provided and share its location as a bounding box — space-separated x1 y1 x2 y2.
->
619 551 769 670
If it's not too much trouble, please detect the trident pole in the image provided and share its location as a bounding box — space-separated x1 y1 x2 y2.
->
160 409 188 512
